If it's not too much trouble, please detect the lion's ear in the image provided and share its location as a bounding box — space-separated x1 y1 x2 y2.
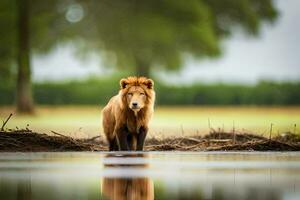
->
145 79 154 89
120 78 129 89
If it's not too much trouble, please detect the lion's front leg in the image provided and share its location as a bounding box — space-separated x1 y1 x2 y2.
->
115 126 130 151
127 134 137 151
137 126 148 151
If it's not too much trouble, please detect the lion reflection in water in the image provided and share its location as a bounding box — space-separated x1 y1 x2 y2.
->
101 154 154 200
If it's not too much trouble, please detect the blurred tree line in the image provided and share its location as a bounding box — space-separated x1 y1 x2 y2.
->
1 77 299 105
0 0 278 112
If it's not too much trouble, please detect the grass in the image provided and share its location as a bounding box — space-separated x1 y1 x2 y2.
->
0 106 299 138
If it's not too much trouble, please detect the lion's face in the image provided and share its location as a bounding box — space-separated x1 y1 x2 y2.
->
126 86 147 112
120 76 154 113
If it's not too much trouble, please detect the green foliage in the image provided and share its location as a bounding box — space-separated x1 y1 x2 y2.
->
0 0 278 79
0 0 16 81
0 79 15 105
155 81 300 105
33 77 120 105
76 0 278 73
0 0 78 82
1 78 299 105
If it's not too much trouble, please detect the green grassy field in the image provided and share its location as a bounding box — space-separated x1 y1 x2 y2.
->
0 106 299 138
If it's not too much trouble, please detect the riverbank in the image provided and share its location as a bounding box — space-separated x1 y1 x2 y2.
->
0 128 299 152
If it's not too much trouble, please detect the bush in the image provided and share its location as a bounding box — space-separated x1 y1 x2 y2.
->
1 77 300 105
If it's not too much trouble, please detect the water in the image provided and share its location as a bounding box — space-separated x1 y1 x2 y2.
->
0 152 299 200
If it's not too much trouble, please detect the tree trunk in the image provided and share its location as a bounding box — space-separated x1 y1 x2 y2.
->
135 58 151 78
16 0 34 113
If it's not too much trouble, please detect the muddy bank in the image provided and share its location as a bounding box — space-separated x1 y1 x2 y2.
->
0 129 106 152
0 129 299 152
146 131 300 151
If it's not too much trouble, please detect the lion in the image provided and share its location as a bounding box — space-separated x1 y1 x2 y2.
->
102 76 155 151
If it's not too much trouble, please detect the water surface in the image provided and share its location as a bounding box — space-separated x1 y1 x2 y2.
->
0 152 299 200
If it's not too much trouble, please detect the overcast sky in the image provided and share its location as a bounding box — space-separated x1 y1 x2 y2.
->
32 0 300 84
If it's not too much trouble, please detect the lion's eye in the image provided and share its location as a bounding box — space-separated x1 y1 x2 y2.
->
127 93 133 96
140 93 145 96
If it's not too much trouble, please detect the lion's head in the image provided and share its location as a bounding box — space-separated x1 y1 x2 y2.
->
119 76 155 113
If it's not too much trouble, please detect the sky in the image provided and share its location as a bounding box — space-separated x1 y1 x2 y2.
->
32 0 300 84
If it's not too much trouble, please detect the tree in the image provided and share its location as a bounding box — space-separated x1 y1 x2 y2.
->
74 0 278 77
0 0 278 112
0 0 76 113
16 0 34 113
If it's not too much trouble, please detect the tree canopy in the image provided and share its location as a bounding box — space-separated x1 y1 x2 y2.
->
74 0 278 76
0 0 278 79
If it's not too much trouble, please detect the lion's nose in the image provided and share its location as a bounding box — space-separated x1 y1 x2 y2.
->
132 102 138 107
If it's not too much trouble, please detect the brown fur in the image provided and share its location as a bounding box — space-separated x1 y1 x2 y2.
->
102 76 155 151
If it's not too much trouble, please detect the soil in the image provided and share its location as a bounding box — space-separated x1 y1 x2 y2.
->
0 129 299 152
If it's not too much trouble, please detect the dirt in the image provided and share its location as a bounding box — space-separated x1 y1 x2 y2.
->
0 129 299 152
0 129 106 152
145 130 300 151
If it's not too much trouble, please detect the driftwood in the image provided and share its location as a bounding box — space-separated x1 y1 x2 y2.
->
144 131 300 151
1 113 13 131
0 129 106 152
0 128 299 152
